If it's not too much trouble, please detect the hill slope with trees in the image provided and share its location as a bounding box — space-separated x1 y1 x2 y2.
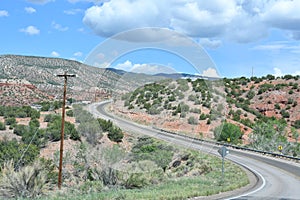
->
113 75 300 156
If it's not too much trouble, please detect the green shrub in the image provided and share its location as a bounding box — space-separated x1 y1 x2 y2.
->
190 108 201 114
131 137 173 171
214 122 242 144
13 124 28 136
78 120 103 145
107 126 124 143
280 109 290 118
188 116 198 125
66 109 74 117
29 118 40 128
0 122 5 130
293 120 300 129
5 117 16 126
0 160 50 199
117 160 163 189
199 113 208 120
0 139 39 168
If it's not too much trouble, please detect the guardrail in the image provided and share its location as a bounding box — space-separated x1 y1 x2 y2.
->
152 127 300 162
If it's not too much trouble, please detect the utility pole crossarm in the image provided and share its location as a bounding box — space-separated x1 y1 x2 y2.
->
56 71 76 190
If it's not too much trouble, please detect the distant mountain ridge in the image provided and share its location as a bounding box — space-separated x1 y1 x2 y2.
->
105 67 220 81
0 55 165 105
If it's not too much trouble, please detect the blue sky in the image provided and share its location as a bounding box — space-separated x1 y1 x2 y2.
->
1 0 300 78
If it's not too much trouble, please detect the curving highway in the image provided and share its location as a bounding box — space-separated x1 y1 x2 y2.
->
88 101 300 200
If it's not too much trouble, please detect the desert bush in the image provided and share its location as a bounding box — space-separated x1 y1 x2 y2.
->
246 90 255 99
5 117 16 126
78 180 103 194
131 137 173 171
190 108 201 114
66 109 73 117
293 120 300 129
280 109 290 118
107 126 124 143
0 160 50 199
0 122 5 130
176 79 189 92
148 105 161 115
29 118 40 128
188 116 198 125
0 139 39 168
78 120 103 145
214 122 242 144
188 94 197 101
46 117 80 141
117 160 164 189
199 113 208 120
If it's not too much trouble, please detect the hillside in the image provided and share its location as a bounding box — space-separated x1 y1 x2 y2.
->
0 55 165 106
0 79 53 106
113 75 300 156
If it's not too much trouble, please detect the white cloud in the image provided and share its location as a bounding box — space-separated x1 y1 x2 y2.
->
114 60 133 71
0 10 9 17
198 38 222 49
68 0 109 4
262 1 300 30
20 26 40 35
77 28 85 33
253 44 286 51
202 68 219 77
52 21 69 32
64 9 82 15
27 0 54 4
114 60 176 74
51 51 60 57
73 52 83 57
293 71 300 76
82 0 300 43
253 42 300 54
25 7 36 14
273 67 283 77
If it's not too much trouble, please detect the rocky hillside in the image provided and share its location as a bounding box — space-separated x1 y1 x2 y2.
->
114 75 300 147
0 79 53 106
0 55 165 105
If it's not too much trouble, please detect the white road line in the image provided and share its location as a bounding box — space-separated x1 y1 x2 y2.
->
224 155 266 200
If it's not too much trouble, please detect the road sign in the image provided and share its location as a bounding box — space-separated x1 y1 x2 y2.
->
278 145 283 151
218 146 229 184
218 146 229 158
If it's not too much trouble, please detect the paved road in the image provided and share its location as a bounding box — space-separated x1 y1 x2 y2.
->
88 101 300 200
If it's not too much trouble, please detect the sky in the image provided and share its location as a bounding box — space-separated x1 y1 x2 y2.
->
1 0 300 78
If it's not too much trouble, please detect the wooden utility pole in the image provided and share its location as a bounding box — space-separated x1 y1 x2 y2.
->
56 72 76 189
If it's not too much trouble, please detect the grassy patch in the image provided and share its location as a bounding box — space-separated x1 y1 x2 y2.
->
38 153 249 200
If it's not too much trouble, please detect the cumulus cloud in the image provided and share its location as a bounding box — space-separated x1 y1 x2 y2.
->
82 0 300 43
68 0 109 4
253 42 300 54
198 38 222 49
262 1 300 30
202 68 219 77
73 52 83 57
20 26 40 35
64 9 82 15
25 7 36 14
27 0 54 4
114 60 175 74
273 67 282 77
0 10 9 17
51 51 60 57
52 21 69 32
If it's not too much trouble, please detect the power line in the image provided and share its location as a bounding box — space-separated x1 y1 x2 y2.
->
15 127 39 170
